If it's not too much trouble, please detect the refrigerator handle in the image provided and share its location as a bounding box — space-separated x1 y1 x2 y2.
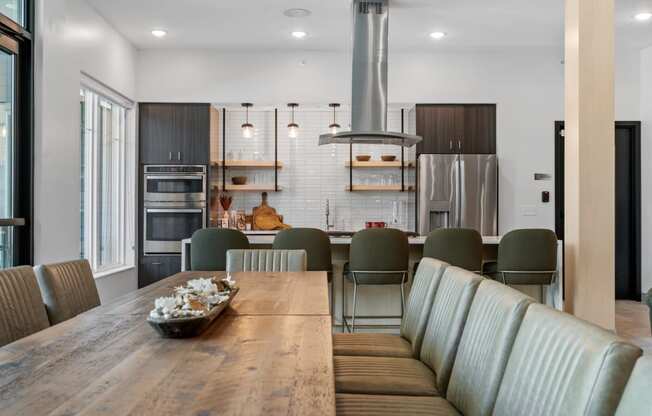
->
458 140 462 153
449 140 453 151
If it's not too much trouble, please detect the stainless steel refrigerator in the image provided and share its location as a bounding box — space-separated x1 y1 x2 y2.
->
417 154 498 236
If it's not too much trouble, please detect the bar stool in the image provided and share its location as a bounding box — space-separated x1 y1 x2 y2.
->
190 228 250 271
416 228 483 274
484 228 557 302
343 228 409 333
273 228 333 311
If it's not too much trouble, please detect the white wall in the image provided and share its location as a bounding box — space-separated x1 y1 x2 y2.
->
137 47 640 235
35 0 138 303
641 46 652 294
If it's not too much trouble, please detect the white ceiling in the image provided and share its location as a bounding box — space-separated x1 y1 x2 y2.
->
87 0 652 51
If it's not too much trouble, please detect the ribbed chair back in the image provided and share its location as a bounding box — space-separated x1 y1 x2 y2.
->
616 356 652 416
0 266 50 347
273 228 332 272
349 228 409 285
226 249 307 273
399 258 447 358
418 267 483 396
34 259 100 325
494 304 641 416
496 228 557 285
445 280 533 416
423 228 483 272
190 228 250 271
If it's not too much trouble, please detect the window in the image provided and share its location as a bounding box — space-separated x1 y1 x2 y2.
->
80 87 133 273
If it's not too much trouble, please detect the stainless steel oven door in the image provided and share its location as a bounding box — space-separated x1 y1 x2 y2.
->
144 174 206 202
143 206 206 254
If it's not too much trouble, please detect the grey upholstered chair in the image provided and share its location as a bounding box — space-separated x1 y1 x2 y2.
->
190 228 250 271
34 259 101 325
273 228 333 310
0 266 50 347
616 356 652 416
492 303 641 416
420 228 484 272
335 279 532 414
225 249 307 273
334 266 482 396
484 228 557 302
333 258 447 359
343 228 409 332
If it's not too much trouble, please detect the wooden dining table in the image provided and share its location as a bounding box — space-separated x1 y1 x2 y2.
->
0 271 335 416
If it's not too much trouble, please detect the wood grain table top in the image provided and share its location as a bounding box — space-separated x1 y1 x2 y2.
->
0 271 334 416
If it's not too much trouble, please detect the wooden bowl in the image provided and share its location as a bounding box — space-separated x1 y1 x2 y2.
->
381 155 397 162
232 176 247 185
356 155 372 162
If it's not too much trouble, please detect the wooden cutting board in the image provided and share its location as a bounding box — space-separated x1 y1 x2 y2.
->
252 192 290 230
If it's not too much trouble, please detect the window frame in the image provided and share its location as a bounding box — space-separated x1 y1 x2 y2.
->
80 80 134 275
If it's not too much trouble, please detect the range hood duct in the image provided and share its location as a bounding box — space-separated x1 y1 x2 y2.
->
319 0 421 147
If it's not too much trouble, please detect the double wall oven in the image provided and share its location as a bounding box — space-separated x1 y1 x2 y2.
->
143 165 206 255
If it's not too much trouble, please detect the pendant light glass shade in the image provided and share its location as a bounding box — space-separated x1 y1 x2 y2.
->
328 103 341 134
241 103 254 138
287 103 299 138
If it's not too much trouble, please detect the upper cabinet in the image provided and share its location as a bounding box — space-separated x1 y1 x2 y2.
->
416 104 496 155
139 103 211 165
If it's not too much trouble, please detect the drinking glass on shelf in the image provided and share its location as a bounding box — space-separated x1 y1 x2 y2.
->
227 151 234 161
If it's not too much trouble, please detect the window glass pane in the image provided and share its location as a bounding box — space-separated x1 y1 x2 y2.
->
0 50 14 268
0 1 24 26
79 90 85 259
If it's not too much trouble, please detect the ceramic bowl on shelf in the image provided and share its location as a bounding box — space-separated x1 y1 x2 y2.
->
232 176 247 185
381 155 397 162
356 155 372 162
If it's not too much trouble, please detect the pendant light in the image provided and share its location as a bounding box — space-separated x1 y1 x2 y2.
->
328 103 341 134
241 103 254 138
287 103 299 138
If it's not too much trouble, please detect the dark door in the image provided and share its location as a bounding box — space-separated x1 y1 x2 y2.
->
139 255 181 288
555 121 641 300
180 104 210 164
416 105 464 154
462 105 496 154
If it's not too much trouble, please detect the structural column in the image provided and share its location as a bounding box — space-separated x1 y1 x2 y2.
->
564 0 615 329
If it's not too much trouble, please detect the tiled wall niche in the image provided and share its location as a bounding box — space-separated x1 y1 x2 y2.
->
211 105 417 232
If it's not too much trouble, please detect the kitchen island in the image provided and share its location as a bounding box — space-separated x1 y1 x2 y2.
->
181 231 564 330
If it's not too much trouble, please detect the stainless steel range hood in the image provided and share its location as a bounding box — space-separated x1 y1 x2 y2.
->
319 0 421 147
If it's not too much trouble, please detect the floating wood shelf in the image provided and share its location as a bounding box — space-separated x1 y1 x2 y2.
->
224 184 282 192
346 185 415 192
213 160 283 168
345 161 415 168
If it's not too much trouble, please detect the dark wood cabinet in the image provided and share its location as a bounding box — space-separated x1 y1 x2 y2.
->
416 104 496 155
139 255 181 288
139 103 210 165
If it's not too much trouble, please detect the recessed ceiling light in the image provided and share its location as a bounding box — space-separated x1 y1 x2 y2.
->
291 31 307 39
635 12 652 21
430 32 446 40
284 8 311 18
151 29 167 38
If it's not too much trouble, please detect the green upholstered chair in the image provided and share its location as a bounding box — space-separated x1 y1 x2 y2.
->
616 356 652 416
273 228 333 310
343 228 409 332
333 258 447 359
34 259 101 325
419 228 483 273
0 266 50 347
335 266 482 397
190 228 250 271
225 249 307 272
484 228 557 302
492 304 641 416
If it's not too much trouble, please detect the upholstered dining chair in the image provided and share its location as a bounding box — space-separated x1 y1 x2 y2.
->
226 249 307 272
343 228 409 332
484 228 557 302
417 228 483 273
0 266 50 347
273 228 333 309
190 228 250 271
34 259 101 325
